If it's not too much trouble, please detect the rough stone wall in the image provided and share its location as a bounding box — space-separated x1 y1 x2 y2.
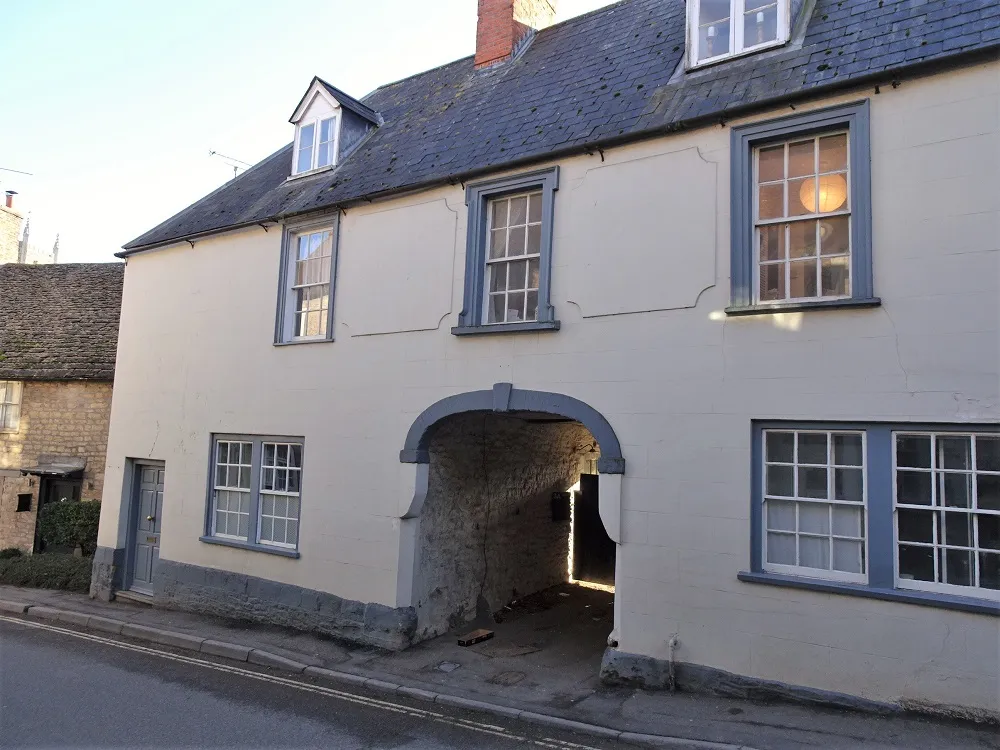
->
416 413 597 640
0 381 113 552
0 205 22 264
151 558 417 650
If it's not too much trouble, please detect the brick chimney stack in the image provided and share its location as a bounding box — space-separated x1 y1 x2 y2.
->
475 0 556 69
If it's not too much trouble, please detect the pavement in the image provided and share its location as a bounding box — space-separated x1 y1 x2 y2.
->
1 583 997 749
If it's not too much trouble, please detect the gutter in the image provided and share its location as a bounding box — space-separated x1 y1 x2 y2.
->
118 43 1000 258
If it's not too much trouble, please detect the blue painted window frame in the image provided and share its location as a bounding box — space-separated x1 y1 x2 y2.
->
727 101 879 315
453 167 561 336
274 215 340 345
742 421 1000 616
200 433 304 559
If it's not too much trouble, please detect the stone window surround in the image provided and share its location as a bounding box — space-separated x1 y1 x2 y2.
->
273 215 340 346
200 433 304 559
454 167 561 336
727 100 879 315
742 421 1000 617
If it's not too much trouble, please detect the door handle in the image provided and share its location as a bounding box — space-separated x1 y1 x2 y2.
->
146 515 156 522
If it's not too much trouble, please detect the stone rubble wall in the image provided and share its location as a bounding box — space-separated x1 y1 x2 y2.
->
0 381 113 552
416 412 597 640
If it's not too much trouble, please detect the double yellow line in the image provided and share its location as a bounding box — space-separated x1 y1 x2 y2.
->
0 615 604 750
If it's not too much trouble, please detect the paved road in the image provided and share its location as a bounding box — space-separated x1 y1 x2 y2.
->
0 617 627 749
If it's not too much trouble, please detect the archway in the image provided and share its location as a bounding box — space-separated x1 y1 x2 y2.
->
397 384 625 648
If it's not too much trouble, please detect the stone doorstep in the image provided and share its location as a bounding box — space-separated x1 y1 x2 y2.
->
0 598 750 750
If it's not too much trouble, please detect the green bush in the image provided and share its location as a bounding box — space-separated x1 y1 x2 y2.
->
0 547 23 560
0 554 92 593
37 501 101 555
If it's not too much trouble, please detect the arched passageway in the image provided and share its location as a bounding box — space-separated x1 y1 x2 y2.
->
397 384 625 646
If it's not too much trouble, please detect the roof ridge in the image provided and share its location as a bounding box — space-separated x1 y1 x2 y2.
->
363 54 475 100
363 0 631 100
121 0 1000 253
0 261 123 269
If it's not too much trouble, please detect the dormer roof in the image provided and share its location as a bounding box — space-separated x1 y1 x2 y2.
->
289 76 381 127
122 0 1000 255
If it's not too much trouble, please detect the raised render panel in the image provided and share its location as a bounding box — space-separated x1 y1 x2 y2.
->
338 196 457 336
566 147 718 317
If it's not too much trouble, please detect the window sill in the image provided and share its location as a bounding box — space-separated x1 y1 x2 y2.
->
686 38 789 73
285 164 335 182
738 571 999 616
725 297 881 317
273 337 334 347
199 536 300 559
451 320 561 337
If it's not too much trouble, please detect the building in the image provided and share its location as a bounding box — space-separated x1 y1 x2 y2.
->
0 263 125 552
0 192 23 265
0 192 59 266
93 0 999 718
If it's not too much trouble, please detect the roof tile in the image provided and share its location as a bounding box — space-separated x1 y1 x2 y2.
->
123 0 1000 252
0 263 124 381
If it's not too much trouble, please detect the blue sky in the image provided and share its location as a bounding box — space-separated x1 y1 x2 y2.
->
1 0 616 263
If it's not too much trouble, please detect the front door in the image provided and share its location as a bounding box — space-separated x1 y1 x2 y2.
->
129 465 164 594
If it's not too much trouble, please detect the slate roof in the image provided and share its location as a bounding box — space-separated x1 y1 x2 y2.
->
123 0 1000 253
307 77 381 125
0 263 125 381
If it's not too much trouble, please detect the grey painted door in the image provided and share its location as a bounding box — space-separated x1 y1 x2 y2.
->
130 466 164 594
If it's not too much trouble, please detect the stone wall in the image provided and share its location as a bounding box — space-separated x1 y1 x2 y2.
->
415 413 597 640
150 557 417 650
0 205 22 264
0 381 113 552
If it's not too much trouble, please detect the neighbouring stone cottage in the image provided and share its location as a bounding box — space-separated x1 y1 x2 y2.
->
0 263 124 552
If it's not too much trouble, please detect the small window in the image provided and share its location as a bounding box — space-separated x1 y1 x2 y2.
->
895 432 1000 598
16 493 32 512
275 221 338 344
206 435 304 554
755 132 851 303
258 443 302 548
212 440 252 540
689 0 789 66
294 116 338 175
762 429 867 583
0 381 22 432
729 102 876 313
317 118 337 168
485 191 543 324
455 168 560 335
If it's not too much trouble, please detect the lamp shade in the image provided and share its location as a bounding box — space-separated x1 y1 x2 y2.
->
799 173 848 213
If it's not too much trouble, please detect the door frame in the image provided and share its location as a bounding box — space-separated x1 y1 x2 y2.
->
122 459 165 594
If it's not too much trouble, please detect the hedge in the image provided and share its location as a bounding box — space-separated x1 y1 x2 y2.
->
37 501 101 555
0 554 92 593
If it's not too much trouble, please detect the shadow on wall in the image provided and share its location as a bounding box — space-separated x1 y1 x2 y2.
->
414 412 601 641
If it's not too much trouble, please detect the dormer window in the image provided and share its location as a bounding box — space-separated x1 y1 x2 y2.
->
288 77 380 180
295 116 338 174
688 0 790 67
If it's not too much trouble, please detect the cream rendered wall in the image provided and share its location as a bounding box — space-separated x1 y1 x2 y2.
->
100 60 999 709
